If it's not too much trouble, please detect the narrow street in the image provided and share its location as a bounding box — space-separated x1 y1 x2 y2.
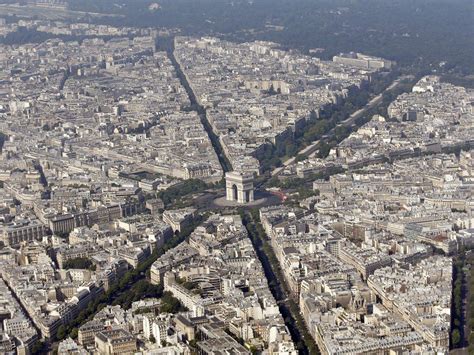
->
164 39 232 173
241 211 320 354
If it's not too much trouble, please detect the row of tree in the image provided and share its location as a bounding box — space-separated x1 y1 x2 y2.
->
468 255 474 352
450 249 474 350
50 214 205 345
157 179 211 207
256 71 401 173
451 258 465 347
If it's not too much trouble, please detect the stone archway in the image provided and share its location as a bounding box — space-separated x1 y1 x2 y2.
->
225 171 255 204
245 190 250 203
232 184 238 201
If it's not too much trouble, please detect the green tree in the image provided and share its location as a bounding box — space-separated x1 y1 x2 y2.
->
31 341 45 355
318 141 331 158
285 142 297 157
452 328 461 346
294 154 307 162
63 257 95 271
160 292 186 313
56 324 67 340
70 327 78 339
189 339 198 348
